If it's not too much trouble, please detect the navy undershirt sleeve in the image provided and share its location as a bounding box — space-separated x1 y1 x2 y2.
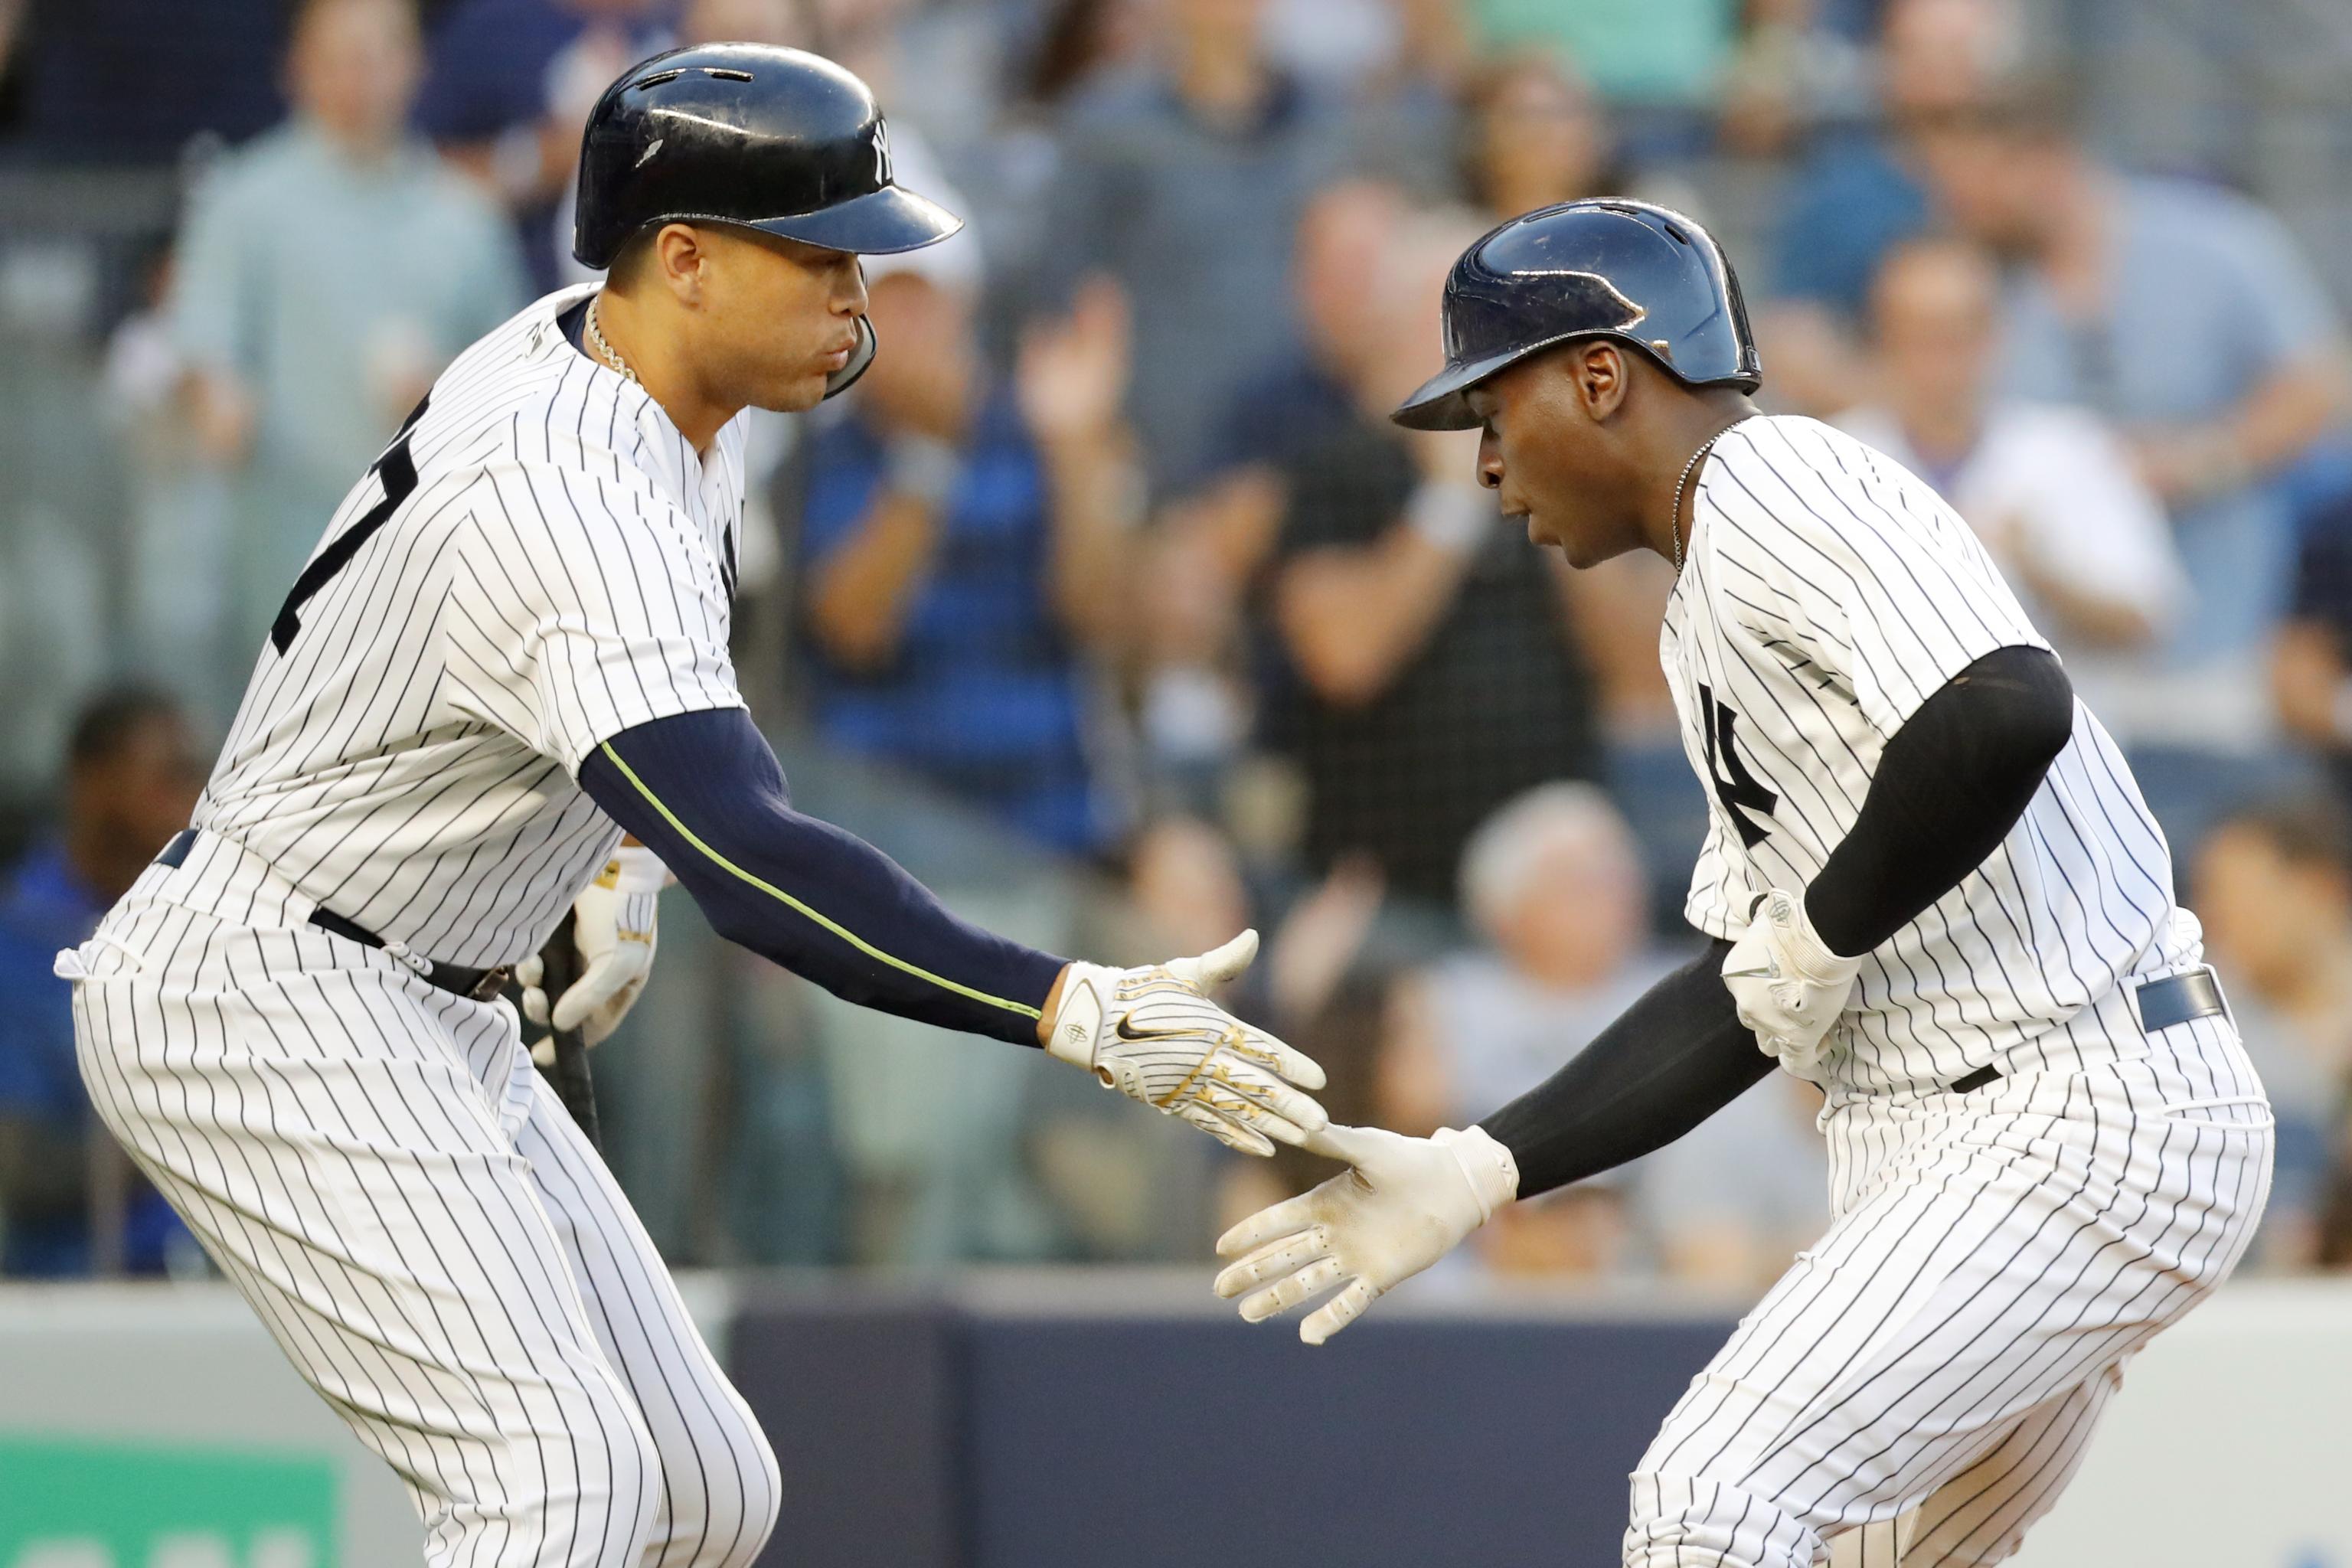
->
578 707 1067 1047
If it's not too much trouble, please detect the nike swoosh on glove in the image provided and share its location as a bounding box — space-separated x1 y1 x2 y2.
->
1047 930 1328 1156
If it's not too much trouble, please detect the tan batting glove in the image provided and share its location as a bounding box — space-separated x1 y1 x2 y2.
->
1214 1122 1518 1344
1045 930 1329 1157
522 844 667 1061
1721 887 1862 1074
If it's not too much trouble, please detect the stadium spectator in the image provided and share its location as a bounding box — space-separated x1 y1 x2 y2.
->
1259 213 1603 906
793 230 1138 858
1837 236 2184 727
1914 68 2351 844
1758 0 2026 417
2192 796 2352 1268
1379 785 1825 1287
1036 0 1360 491
1464 0 1735 106
103 250 241 727
1135 178 1405 797
168 0 528 676
1767 0 2024 319
1379 786 1674 1279
413 0 670 287
0 688 201 1276
1455 51 1697 224
2272 486 2352 801
1444 54 1715 925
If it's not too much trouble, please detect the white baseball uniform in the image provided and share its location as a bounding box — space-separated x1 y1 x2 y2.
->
60 283 779 1568
1630 416 2273 1565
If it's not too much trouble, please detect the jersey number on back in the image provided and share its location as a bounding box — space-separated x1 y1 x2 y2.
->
269 393 431 654
1700 683 1777 848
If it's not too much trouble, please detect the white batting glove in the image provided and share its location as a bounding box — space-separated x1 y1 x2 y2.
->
1721 887 1862 1073
521 844 668 1061
1045 930 1329 1157
1214 1122 1518 1344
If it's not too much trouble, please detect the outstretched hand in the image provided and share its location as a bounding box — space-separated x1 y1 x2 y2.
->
1044 930 1328 1156
1213 1122 1518 1344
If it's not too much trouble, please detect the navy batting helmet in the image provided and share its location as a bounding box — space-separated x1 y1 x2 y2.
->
574 44 961 268
1392 200 1760 432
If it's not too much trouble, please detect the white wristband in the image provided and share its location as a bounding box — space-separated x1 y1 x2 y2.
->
1404 481 1494 554
1434 1125 1520 1219
884 434 962 508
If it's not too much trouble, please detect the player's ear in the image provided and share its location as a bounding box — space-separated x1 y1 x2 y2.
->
651 222 707 306
1576 341 1629 422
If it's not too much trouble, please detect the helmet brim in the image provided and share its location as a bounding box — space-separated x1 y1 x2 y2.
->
1390 338 1571 432
749 182 964 256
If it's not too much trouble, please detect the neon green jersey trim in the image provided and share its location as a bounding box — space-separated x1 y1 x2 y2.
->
596 740 1044 1021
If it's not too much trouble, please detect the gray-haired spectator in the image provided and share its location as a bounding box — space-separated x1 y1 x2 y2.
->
1383 783 1826 1291
169 0 527 678
1381 784 1675 1281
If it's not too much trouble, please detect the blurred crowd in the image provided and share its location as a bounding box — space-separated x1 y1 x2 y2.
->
4 0 2352 1299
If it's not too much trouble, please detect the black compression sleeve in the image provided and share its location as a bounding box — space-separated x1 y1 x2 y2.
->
1804 644 2076 958
579 707 1068 1047
1477 940 1769 1200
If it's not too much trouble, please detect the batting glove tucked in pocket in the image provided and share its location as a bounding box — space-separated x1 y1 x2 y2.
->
521 844 668 1060
1045 930 1328 1156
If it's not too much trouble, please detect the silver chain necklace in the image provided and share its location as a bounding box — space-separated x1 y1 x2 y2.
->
585 295 639 385
1669 421 1743 574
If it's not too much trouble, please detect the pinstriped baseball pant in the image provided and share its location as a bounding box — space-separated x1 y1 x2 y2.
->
1625 1000 2272 1567
65 889 780 1568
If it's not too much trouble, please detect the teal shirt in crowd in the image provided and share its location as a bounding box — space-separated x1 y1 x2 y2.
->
170 121 527 661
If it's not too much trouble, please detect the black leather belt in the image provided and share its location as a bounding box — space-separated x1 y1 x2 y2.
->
304 906 514 1002
1945 966 2231 1097
154 830 511 1002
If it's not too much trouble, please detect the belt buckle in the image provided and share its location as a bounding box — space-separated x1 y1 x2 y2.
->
471 966 513 1003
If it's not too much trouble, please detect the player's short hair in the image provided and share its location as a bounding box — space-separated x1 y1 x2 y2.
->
604 227 662 290
2217 793 2352 877
67 685 185 773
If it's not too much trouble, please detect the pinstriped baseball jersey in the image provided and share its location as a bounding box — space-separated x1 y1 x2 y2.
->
1666 415 2191 1095
194 283 746 969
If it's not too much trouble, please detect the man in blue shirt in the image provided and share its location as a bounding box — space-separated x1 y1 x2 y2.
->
795 237 1135 858
0 688 203 1275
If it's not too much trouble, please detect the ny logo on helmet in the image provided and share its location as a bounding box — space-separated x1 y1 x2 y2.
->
871 120 893 186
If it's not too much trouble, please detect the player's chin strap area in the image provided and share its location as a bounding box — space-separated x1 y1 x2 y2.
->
822 316 877 400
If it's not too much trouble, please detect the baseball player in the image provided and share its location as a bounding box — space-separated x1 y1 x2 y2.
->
58 46 1326 1568
1213 201 2274 1566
